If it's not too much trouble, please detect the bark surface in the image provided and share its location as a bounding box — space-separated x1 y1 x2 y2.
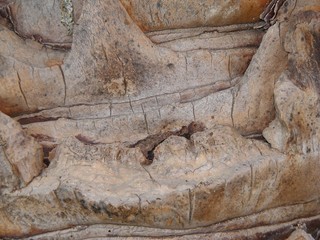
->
0 0 320 239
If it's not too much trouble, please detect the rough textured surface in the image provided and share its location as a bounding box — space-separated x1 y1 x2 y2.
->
0 0 320 239
263 9 320 154
20 215 320 240
120 0 271 31
286 229 315 240
1 126 319 238
0 25 67 116
6 0 83 44
232 21 287 135
0 0 264 120
0 111 43 193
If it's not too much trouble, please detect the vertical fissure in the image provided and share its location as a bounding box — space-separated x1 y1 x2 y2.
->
58 65 67 105
17 71 30 109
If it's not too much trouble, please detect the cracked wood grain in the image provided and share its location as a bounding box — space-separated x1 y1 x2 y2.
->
248 163 254 203
1 2 319 239
24 213 320 239
15 78 238 123
230 89 236 127
143 113 150 135
58 65 67 105
16 71 29 109
142 165 160 185
188 188 194 224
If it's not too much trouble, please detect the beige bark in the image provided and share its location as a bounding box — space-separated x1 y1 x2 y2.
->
0 0 320 239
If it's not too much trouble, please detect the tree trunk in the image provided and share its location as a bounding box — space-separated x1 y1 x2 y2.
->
0 0 320 239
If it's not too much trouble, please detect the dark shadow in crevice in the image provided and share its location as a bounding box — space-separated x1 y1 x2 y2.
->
42 145 57 167
130 121 205 164
243 132 268 142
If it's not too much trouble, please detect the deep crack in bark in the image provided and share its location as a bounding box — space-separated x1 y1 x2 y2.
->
58 65 67 105
130 121 205 164
16 71 30 109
